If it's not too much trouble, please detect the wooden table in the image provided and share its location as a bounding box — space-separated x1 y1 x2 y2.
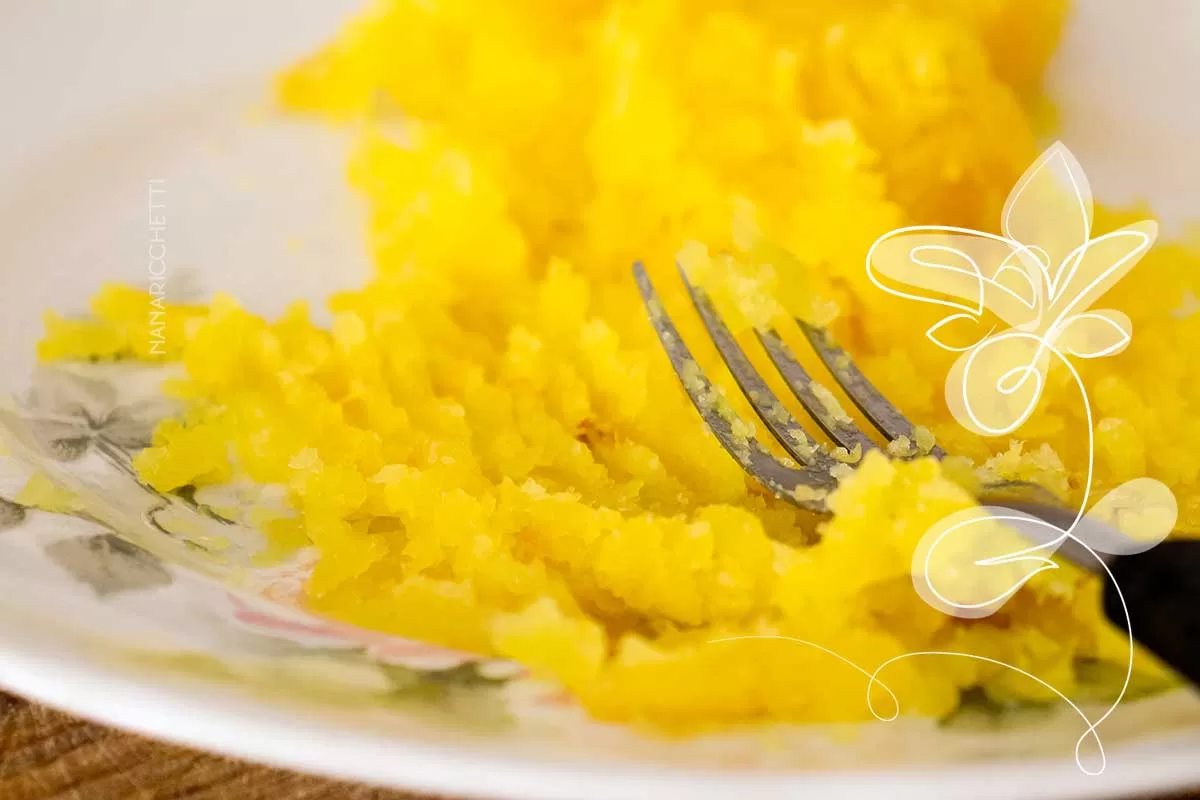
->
2 691 1197 799
0 692 435 799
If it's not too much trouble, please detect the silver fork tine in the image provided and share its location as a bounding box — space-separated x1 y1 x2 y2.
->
632 263 836 509
675 264 836 471
755 329 876 457
632 264 1142 587
796 321 946 458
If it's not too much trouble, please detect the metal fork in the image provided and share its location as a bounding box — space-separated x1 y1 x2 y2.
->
633 262 1058 514
634 261 1200 687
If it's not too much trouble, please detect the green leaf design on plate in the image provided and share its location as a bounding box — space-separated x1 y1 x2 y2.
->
126 650 512 732
45 533 173 596
1072 657 1178 703
21 368 169 464
382 663 513 731
939 686 1057 730
0 497 26 530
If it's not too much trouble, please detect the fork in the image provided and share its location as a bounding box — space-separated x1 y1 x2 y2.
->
633 261 1200 688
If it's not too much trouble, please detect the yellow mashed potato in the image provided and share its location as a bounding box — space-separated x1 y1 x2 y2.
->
39 0 1200 727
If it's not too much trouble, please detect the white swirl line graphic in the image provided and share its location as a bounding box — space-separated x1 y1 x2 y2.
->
709 630 1126 774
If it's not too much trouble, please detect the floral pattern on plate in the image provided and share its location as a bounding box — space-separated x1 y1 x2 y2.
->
2 361 1200 780
0 362 525 694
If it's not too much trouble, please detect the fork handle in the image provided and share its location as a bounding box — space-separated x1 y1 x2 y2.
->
1103 539 1200 687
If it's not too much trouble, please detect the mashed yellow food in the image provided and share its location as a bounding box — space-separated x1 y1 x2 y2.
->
39 0 1200 727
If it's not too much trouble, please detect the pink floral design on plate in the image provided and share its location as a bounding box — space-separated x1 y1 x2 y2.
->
249 548 319 607
228 594 524 675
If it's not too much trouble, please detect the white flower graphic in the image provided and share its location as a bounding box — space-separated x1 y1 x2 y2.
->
703 143 1175 778
863 141 1178 775
868 141 1156 438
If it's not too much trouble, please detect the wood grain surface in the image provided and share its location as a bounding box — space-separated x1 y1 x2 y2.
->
2 690 1198 800
0 692 436 800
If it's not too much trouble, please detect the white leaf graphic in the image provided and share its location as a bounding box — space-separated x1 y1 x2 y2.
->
1002 141 1093 296
866 227 1036 327
1048 221 1157 316
1056 310 1132 359
992 258 1040 314
912 506 1063 619
926 313 993 352
945 331 1048 437
1075 478 1177 555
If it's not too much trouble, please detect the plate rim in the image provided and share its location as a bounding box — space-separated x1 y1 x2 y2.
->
2 609 1198 800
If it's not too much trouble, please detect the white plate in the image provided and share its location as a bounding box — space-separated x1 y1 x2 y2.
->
1 2 1198 798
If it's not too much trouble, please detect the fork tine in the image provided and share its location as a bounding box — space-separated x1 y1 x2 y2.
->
754 328 877 458
632 263 836 509
675 264 836 471
796 321 946 458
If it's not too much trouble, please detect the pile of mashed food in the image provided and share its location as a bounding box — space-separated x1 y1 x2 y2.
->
39 0 1200 728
